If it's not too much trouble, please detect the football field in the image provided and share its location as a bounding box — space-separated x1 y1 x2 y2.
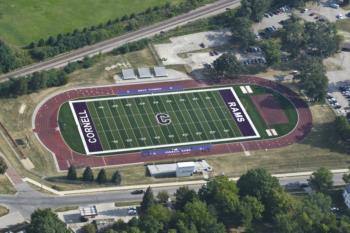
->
69 87 260 155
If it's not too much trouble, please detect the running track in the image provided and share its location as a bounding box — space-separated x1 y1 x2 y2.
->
34 77 312 171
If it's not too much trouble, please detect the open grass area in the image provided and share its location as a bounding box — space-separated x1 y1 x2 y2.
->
0 205 9 217
0 175 16 194
54 206 78 213
336 19 350 33
0 0 183 46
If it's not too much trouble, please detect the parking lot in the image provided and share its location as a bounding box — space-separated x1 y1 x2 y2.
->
154 30 231 70
325 49 350 115
295 1 349 23
253 6 291 36
57 203 138 232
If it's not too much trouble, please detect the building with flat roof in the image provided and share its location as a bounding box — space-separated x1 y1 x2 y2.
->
176 162 196 177
138 67 153 79
153 66 168 77
122 69 136 80
147 160 210 178
147 163 177 177
80 205 98 220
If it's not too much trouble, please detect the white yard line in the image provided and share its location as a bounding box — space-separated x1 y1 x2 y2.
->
271 129 278 136
266 129 272 137
240 86 248 94
103 101 127 148
202 92 230 139
69 87 260 155
245 85 253 94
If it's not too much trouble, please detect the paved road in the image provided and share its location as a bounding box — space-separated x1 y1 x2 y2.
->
0 172 347 227
0 0 239 81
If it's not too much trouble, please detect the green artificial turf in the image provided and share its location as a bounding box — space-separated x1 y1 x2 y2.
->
58 85 298 155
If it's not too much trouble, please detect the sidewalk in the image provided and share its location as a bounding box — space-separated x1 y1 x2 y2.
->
23 169 350 196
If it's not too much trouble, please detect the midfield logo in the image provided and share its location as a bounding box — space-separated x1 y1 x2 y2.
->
156 113 171 125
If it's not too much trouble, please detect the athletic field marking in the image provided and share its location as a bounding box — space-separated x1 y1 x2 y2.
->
69 87 260 155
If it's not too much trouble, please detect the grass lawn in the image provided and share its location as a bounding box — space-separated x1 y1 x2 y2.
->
0 205 9 217
0 0 182 46
54 206 78 213
0 175 16 194
336 19 350 33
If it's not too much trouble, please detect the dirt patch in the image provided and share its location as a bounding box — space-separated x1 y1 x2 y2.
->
251 94 289 125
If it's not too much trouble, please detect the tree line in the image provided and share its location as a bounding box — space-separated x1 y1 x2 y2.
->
26 168 350 233
27 0 212 61
0 70 68 98
67 165 122 185
0 55 97 98
0 40 32 74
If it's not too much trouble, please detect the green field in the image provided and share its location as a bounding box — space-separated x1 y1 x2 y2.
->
0 0 182 46
59 85 298 155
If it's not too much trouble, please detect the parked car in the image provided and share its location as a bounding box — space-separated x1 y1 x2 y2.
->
128 207 137 215
329 3 339 9
337 14 345 19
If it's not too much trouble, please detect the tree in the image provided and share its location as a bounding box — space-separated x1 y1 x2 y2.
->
0 40 17 73
213 53 244 79
275 192 337 233
96 168 107 184
335 116 350 142
308 167 333 193
260 39 281 66
198 176 240 226
237 168 281 201
111 170 122 185
174 186 198 210
180 199 226 233
294 56 328 101
281 18 306 57
0 157 8 174
82 166 94 182
139 215 163 233
67 165 77 180
140 187 155 214
27 209 71 233
304 21 341 58
145 204 172 228
239 196 264 228
237 168 291 220
230 17 255 48
81 223 97 233
239 0 272 22
157 190 170 204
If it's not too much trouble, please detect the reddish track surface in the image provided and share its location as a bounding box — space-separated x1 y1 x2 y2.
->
34 77 312 171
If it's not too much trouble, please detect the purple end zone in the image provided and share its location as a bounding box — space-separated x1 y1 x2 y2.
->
72 102 103 153
219 89 256 137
